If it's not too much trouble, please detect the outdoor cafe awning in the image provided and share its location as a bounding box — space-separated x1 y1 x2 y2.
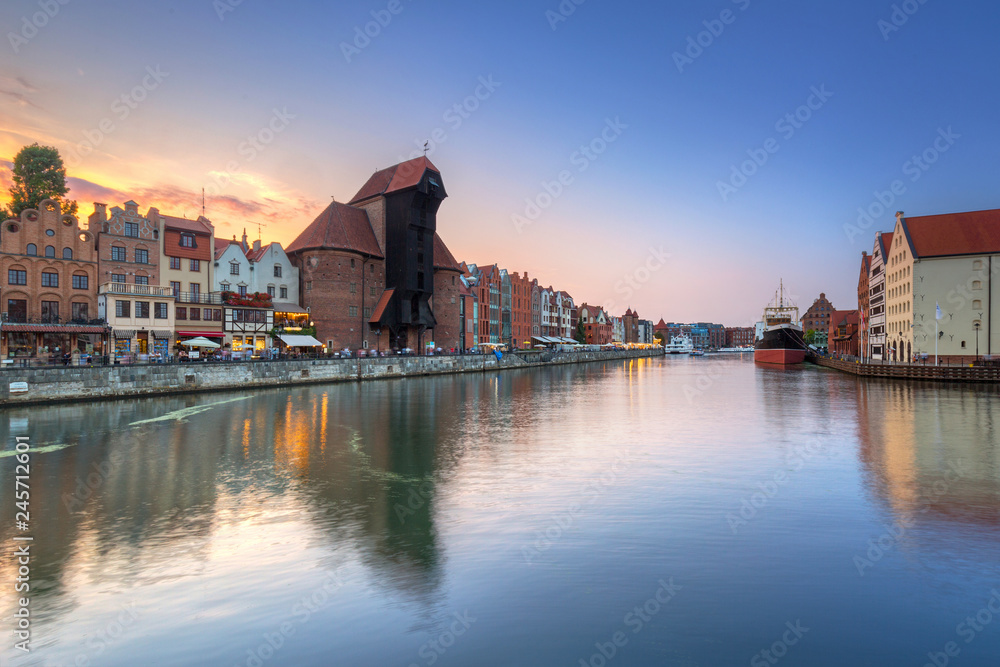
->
272 302 308 314
277 334 324 347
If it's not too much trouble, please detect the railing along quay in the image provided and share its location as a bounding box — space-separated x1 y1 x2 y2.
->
807 353 1000 382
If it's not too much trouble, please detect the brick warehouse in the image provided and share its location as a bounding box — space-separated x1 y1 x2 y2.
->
287 157 464 352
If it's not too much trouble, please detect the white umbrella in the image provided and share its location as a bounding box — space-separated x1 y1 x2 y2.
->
180 336 220 348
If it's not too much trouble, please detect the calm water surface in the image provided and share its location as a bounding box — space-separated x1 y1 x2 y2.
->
2 356 999 666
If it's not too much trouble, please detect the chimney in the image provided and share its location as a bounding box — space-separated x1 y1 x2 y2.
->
92 203 107 221
241 228 248 249
253 239 261 252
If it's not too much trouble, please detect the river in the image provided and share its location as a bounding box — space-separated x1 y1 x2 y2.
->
1 355 998 666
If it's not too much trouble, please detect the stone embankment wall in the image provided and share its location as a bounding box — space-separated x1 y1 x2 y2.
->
809 354 1000 382
0 349 662 406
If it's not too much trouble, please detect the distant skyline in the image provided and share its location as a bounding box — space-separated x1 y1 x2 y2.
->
2 0 998 325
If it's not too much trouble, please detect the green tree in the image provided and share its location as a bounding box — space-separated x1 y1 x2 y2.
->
6 143 78 217
574 319 586 343
804 329 816 344
654 331 666 346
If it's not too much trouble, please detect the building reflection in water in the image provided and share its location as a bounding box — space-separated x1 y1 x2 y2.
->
856 381 1000 543
0 362 626 629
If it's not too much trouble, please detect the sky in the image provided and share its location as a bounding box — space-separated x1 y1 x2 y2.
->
2 0 998 325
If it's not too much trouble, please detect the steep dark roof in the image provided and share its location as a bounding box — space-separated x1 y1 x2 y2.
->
349 157 440 204
286 201 382 257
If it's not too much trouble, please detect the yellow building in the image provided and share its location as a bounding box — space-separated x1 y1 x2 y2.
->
885 209 999 363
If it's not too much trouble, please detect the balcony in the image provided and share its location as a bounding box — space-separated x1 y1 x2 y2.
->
100 282 176 297
175 291 225 305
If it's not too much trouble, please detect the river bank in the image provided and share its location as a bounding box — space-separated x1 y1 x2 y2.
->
808 353 1000 382
0 348 663 406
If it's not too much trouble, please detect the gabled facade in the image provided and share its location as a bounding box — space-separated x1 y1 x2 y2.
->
885 209 999 363
153 209 221 344
857 251 870 357
867 232 892 360
1 200 105 358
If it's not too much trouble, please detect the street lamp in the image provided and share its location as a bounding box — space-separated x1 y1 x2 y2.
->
974 321 980 361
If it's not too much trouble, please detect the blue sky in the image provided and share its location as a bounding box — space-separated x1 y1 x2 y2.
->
1 0 997 324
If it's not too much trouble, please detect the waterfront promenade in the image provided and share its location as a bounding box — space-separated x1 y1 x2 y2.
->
808 352 1000 382
0 347 663 406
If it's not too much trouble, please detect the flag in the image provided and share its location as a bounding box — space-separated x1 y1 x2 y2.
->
935 302 942 320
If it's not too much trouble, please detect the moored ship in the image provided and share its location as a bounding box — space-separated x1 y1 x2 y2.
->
754 281 806 365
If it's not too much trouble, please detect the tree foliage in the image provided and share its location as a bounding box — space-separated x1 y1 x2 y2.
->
6 143 78 217
804 329 816 344
574 319 586 343
654 331 666 345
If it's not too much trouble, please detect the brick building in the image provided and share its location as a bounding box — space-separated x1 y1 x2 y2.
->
801 292 835 346
623 308 639 344
287 157 463 352
725 327 754 347
857 251 870 358
829 310 860 356
1 199 105 359
578 303 612 345
510 271 534 348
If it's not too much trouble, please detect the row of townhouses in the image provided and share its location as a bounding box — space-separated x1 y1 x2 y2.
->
806 208 998 363
0 157 659 361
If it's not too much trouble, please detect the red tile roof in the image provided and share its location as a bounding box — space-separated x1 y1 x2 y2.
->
349 157 440 204
879 232 893 256
245 243 272 263
902 208 1000 258
369 288 395 324
286 201 383 257
433 233 462 271
214 238 234 260
159 214 213 235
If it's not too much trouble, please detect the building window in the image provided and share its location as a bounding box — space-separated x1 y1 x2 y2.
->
972 281 982 290
124 221 140 237
72 302 89 321
135 275 149 285
112 273 126 283
267 286 275 297
220 282 230 292
350 282 357 294
364 307 372 318
111 246 127 261
170 256 181 270
230 262 240 275
349 306 358 317
190 259 200 272
176 306 187 320
190 284 200 299
280 287 288 299
115 300 130 317
72 274 89 290
41 301 59 323
63 247 72 259
274 265 282 277
370 285 376 297
8 269 26 285
41 271 58 287
45 245 55 258
135 249 149 264
7 299 27 322
370 264 374 273
180 234 195 248
154 303 168 319
306 281 312 291
190 308 201 321
135 301 150 318
170 281 181 296
204 308 213 320
26 244 36 256
238 285 247 296
351 258 356 269
213 309 222 321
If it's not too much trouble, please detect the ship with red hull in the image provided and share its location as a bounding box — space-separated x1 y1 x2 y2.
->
754 281 806 365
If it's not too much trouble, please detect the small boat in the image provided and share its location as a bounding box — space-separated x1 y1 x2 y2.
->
664 335 694 354
689 349 705 356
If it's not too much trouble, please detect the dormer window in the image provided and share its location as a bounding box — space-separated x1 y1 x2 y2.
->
180 234 195 248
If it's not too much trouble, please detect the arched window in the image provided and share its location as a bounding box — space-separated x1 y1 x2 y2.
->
45 245 55 258
26 244 37 256
63 247 73 259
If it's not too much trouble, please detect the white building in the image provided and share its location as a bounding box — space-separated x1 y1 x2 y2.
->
867 231 892 359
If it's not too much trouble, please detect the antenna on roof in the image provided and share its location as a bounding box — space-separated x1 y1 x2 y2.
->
201 187 205 217
423 141 429 156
